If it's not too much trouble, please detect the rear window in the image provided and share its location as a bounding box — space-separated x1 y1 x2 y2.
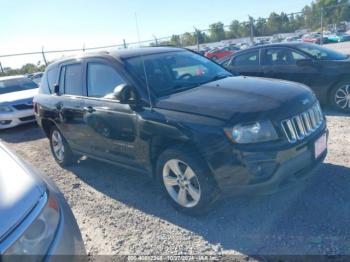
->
0 77 38 95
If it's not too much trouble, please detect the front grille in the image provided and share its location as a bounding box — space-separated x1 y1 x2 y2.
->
281 103 324 143
13 103 33 110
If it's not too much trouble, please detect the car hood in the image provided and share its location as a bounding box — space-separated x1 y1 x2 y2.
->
0 88 38 104
155 76 316 122
0 145 45 241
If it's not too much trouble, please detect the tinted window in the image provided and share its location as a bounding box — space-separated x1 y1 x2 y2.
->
0 77 38 95
125 51 231 96
39 73 50 94
265 48 307 65
87 63 125 98
47 67 58 93
233 51 259 66
64 64 83 96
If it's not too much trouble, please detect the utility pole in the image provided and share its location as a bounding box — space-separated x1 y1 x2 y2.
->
193 26 200 52
41 46 48 66
123 39 127 49
152 35 158 46
249 16 255 45
320 7 324 45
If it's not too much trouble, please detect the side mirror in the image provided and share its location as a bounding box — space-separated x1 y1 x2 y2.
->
53 84 60 95
112 84 139 105
296 59 313 67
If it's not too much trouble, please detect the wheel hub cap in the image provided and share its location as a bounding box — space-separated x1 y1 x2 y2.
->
52 130 64 161
335 85 350 109
163 159 201 208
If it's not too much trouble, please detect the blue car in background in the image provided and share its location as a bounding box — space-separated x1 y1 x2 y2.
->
0 76 38 129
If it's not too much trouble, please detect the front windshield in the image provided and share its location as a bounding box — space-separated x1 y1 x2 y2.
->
125 51 231 96
0 77 38 95
298 43 348 60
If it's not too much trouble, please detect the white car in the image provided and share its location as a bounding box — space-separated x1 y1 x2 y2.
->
0 75 38 129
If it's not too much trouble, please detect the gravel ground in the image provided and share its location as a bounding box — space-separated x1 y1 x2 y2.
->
0 108 350 260
327 41 350 55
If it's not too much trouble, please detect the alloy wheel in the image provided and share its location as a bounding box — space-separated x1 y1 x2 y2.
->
52 130 65 161
162 159 201 208
335 84 350 109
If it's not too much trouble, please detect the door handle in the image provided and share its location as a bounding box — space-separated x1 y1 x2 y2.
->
83 106 96 113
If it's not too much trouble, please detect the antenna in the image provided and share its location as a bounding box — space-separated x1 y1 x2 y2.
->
135 12 153 110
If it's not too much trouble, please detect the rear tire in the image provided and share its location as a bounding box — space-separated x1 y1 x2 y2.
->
330 81 350 113
156 146 220 215
49 126 77 167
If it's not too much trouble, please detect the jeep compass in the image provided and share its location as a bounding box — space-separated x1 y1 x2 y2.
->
34 47 328 214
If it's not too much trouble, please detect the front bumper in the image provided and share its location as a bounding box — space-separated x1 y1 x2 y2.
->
0 109 35 129
206 128 328 196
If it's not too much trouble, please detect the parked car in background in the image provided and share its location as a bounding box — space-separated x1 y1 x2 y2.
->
34 47 327 214
219 43 350 112
0 75 38 129
326 33 350 43
302 33 327 44
29 72 44 85
205 45 240 60
0 143 86 260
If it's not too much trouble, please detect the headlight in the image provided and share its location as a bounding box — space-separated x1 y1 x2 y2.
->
224 120 278 144
0 105 13 113
4 192 60 260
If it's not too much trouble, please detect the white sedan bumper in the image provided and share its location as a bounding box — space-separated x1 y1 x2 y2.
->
0 109 35 129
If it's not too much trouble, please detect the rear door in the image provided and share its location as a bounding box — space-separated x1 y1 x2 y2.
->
55 62 88 152
224 49 264 77
81 59 139 167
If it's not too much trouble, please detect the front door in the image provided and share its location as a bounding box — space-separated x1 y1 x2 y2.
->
81 59 139 167
261 47 319 87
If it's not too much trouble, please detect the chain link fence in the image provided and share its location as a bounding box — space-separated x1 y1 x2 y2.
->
1 1 350 75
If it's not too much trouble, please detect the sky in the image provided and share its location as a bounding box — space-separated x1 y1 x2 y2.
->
0 0 312 68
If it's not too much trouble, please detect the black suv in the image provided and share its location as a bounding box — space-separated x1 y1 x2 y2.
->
219 43 350 112
34 47 328 214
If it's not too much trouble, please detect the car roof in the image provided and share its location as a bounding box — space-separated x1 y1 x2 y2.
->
47 46 185 69
0 75 26 81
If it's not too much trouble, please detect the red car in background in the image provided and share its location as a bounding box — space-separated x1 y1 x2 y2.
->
302 33 328 44
205 46 240 60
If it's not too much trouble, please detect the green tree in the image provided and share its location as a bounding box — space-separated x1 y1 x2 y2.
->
209 22 226 42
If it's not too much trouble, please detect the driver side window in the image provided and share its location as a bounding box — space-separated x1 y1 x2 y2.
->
87 62 125 98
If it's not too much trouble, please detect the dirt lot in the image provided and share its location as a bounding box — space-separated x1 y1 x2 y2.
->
1 108 350 259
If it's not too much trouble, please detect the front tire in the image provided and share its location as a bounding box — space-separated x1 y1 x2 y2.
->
330 81 350 113
49 126 76 167
156 147 220 215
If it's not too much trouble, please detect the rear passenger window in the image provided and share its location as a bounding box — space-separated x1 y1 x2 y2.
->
64 64 83 96
233 51 259 66
47 67 58 93
87 63 125 98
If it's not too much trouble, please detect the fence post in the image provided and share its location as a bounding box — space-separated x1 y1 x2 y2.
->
193 27 200 52
42 46 48 66
123 39 127 49
152 35 158 46
320 7 324 46
249 16 255 45
0 62 4 74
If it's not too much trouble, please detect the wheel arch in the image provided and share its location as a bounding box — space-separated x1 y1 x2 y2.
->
327 75 350 104
150 136 207 179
